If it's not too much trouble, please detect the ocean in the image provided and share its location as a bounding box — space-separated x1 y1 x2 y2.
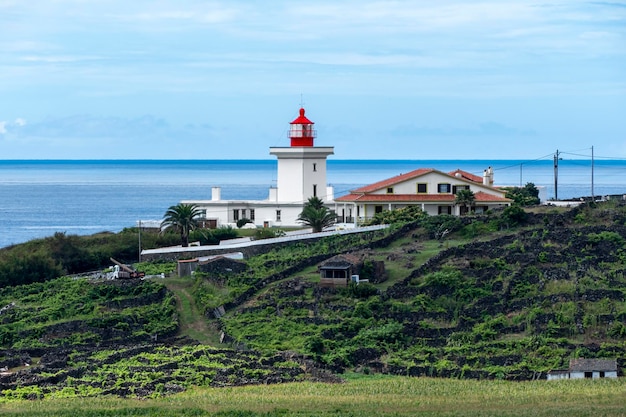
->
1 159 624 249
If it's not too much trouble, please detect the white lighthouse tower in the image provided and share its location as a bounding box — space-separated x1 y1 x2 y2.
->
270 108 334 203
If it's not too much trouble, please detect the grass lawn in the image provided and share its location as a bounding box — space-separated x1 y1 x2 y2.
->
2 375 626 416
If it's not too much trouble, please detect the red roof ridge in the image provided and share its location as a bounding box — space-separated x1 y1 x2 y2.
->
349 168 435 193
448 169 483 183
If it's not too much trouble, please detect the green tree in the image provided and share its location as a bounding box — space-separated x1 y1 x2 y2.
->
161 203 203 247
504 183 540 206
455 189 476 215
297 196 337 233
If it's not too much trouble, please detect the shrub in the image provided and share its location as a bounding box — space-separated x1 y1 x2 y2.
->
500 205 527 227
254 228 286 240
419 215 462 239
364 205 426 225
236 218 253 228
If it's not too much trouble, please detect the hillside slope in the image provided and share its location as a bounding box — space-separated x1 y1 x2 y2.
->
219 201 626 379
2 201 626 401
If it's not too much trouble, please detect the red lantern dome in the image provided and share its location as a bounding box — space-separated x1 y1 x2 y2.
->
288 108 317 147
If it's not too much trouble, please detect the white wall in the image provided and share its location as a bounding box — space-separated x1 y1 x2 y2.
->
276 158 304 202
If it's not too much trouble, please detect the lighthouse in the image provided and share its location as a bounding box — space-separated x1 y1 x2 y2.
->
270 107 334 204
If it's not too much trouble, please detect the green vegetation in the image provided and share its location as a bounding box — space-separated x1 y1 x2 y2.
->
504 183 541 206
2 199 626 407
161 203 204 247
2 376 626 416
297 196 337 232
0 227 238 287
455 189 476 214
0 278 177 349
364 205 426 226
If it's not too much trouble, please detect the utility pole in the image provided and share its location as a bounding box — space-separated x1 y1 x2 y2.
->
553 149 560 200
591 146 595 202
138 220 142 263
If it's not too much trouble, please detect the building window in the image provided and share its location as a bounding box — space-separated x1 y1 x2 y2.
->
276 210 281 221
417 183 427 193
438 206 452 215
386 187 394 194
313 163 317 172
250 209 255 221
438 183 451 193
313 184 317 197
375 205 383 213
233 209 240 221
453 184 470 194
241 209 246 219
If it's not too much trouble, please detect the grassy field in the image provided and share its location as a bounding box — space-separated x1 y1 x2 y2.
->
2 375 626 416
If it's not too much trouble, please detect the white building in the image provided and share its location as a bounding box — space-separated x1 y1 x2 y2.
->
182 107 334 228
547 358 618 380
335 167 511 224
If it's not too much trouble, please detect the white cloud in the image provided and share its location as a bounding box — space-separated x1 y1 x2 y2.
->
0 121 6 135
14 118 26 126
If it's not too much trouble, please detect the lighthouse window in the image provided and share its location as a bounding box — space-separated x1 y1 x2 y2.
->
313 184 317 197
417 183 427 193
313 163 317 172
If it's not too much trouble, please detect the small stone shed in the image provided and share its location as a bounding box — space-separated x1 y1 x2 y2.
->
547 358 618 380
318 254 363 287
177 252 245 277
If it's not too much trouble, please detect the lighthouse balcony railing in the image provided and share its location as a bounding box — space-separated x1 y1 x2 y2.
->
288 129 317 138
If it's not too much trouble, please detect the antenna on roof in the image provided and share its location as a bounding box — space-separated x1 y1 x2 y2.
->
300 93 305 108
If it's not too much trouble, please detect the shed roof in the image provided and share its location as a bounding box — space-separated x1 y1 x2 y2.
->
569 358 617 372
319 254 362 269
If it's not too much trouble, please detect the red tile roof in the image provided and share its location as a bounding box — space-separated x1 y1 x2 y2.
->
336 192 510 203
474 191 511 202
349 168 434 193
335 194 453 202
336 191 511 203
448 169 483 183
335 166 511 204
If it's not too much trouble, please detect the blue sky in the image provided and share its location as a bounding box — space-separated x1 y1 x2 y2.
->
0 1 624 160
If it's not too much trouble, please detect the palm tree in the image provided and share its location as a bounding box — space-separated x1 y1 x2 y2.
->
161 203 203 247
455 189 476 215
297 196 337 233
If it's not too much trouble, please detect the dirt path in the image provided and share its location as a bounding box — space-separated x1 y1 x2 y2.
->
163 278 221 345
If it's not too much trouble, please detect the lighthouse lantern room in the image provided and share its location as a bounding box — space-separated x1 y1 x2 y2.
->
289 108 317 147
270 107 334 205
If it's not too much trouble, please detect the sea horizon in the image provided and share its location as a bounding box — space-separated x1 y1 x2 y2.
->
1 158 624 249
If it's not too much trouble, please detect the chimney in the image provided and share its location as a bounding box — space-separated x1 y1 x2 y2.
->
211 187 221 201
483 167 494 186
